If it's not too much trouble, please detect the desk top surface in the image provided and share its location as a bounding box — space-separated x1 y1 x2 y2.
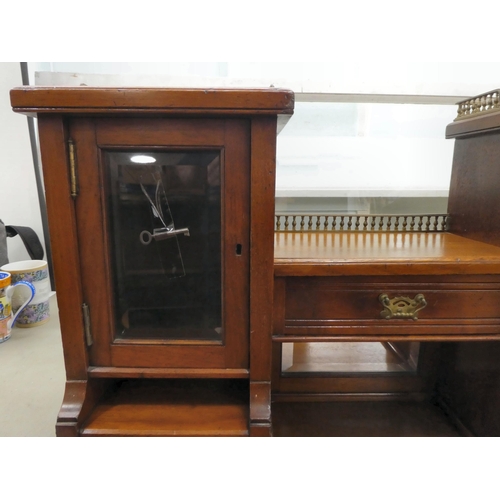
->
274 232 500 276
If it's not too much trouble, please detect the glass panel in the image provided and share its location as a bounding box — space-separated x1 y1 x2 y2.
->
105 150 222 341
282 342 420 374
276 102 456 216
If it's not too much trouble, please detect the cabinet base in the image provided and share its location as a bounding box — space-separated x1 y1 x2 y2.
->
60 379 250 437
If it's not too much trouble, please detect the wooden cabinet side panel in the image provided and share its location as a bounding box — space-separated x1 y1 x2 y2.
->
249 116 277 382
37 115 87 380
222 119 250 368
448 133 500 247
248 116 277 433
437 341 500 436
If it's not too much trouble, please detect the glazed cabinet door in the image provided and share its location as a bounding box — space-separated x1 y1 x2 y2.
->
71 117 250 369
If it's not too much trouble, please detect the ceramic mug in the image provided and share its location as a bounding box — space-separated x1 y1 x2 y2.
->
0 271 36 342
0 260 50 328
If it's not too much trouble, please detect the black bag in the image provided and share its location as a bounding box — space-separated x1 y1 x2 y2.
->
0 219 44 267
0 220 7 267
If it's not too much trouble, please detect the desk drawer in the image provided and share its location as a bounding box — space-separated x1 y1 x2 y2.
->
277 276 500 339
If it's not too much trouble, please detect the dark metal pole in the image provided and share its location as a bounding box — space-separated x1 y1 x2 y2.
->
20 62 55 290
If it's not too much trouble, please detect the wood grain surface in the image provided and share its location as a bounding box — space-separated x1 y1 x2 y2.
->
10 87 294 116
274 231 500 276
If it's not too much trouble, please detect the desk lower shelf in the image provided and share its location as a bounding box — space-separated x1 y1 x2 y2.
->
80 379 249 437
77 378 464 437
272 400 463 437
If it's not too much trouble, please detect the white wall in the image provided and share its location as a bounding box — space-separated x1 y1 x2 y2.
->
0 63 46 262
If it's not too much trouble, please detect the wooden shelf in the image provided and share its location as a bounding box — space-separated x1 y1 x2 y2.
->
281 341 417 375
80 379 249 437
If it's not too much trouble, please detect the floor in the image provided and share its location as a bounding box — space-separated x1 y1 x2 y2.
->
0 295 66 436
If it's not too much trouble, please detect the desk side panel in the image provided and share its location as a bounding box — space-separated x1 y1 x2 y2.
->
448 131 500 248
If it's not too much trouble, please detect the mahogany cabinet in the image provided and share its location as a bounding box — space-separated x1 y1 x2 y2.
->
10 87 294 436
11 85 500 436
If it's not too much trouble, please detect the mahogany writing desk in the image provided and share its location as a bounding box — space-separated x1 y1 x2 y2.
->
271 90 500 436
10 86 500 436
272 231 500 436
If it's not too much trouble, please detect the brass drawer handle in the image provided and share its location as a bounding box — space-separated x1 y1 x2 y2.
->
379 293 427 321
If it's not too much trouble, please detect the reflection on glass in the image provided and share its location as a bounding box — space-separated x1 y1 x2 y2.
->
282 342 420 374
276 102 455 216
105 150 221 341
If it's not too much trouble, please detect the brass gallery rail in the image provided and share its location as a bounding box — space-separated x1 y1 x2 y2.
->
274 214 449 233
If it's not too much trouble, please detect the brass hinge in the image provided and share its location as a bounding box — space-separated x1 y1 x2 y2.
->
82 303 93 347
67 138 79 199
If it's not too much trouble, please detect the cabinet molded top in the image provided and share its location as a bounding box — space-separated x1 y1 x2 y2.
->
10 86 295 117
